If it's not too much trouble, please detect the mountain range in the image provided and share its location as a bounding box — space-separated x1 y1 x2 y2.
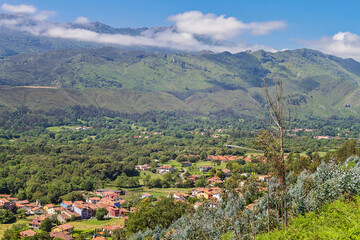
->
1 15 360 117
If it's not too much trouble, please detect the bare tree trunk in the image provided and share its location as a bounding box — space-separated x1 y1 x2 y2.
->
267 176 270 233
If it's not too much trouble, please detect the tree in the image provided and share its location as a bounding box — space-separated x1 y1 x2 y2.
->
0 209 15 224
255 76 290 230
40 218 52 232
217 169 226 180
96 207 108 220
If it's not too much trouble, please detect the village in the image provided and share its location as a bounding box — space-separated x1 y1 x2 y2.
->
0 153 270 239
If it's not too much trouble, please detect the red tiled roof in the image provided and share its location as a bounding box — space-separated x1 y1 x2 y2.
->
56 223 74 231
20 229 36 237
103 225 123 231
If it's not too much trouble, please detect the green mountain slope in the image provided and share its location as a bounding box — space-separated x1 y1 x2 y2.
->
257 196 360 240
0 47 360 116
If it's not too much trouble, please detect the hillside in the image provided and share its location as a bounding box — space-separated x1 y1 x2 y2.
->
257 196 360 239
0 47 360 116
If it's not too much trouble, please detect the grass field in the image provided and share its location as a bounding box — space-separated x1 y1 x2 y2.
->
46 126 78 132
70 217 124 232
0 217 34 238
125 187 193 199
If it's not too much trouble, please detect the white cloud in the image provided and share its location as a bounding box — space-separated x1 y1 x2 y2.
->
1 3 37 14
305 32 360 60
33 10 57 21
0 5 281 53
168 11 285 40
74 16 90 24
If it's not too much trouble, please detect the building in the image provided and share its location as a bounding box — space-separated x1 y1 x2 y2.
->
44 204 56 215
52 223 74 233
172 192 189 201
29 214 51 229
135 164 151 171
20 229 36 237
141 193 153 199
86 197 101 204
258 175 270 182
102 225 123 235
60 201 73 209
158 165 174 174
222 169 232 177
106 205 120 217
199 166 212 172
180 162 191 167
49 231 74 240
207 176 223 186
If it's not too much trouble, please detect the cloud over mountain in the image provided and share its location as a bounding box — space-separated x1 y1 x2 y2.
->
306 32 360 60
1 3 37 14
169 11 286 40
0 3 285 53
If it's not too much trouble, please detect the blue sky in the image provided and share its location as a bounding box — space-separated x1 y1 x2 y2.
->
1 0 360 59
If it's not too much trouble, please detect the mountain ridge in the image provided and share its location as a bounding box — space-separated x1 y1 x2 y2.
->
0 46 359 117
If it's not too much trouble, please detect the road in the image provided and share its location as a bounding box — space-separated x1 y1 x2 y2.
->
180 167 187 179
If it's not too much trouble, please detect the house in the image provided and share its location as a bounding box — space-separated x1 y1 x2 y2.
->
197 191 211 200
180 162 191 167
209 200 219 208
135 164 151 171
102 225 123 235
86 197 101 204
212 191 222 201
30 206 45 215
44 204 56 214
111 199 126 208
192 187 206 196
49 231 74 240
141 193 153 199
199 166 212 172
0 194 11 198
258 175 270 182
20 229 36 237
57 214 71 224
187 175 200 182
61 201 73 209
158 165 174 174
241 173 250 178
172 192 189 201
103 192 119 200
0 198 10 209
244 155 252 162
52 223 74 233
222 169 232 177
106 205 120 217
94 189 125 197
61 208 81 220
29 214 51 229
207 176 223 186
119 208 129 216
73 202 90 219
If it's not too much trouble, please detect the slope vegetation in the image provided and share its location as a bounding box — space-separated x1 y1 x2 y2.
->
1 47 360 116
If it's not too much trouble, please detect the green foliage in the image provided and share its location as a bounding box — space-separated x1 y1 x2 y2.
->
1 223 27 240
126 197 188 234
257 196 360 239
95 207 108 221
0 209 15 224
1 48 360 116
40 218 52 232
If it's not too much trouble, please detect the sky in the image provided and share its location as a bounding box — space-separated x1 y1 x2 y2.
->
1 0 360 59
